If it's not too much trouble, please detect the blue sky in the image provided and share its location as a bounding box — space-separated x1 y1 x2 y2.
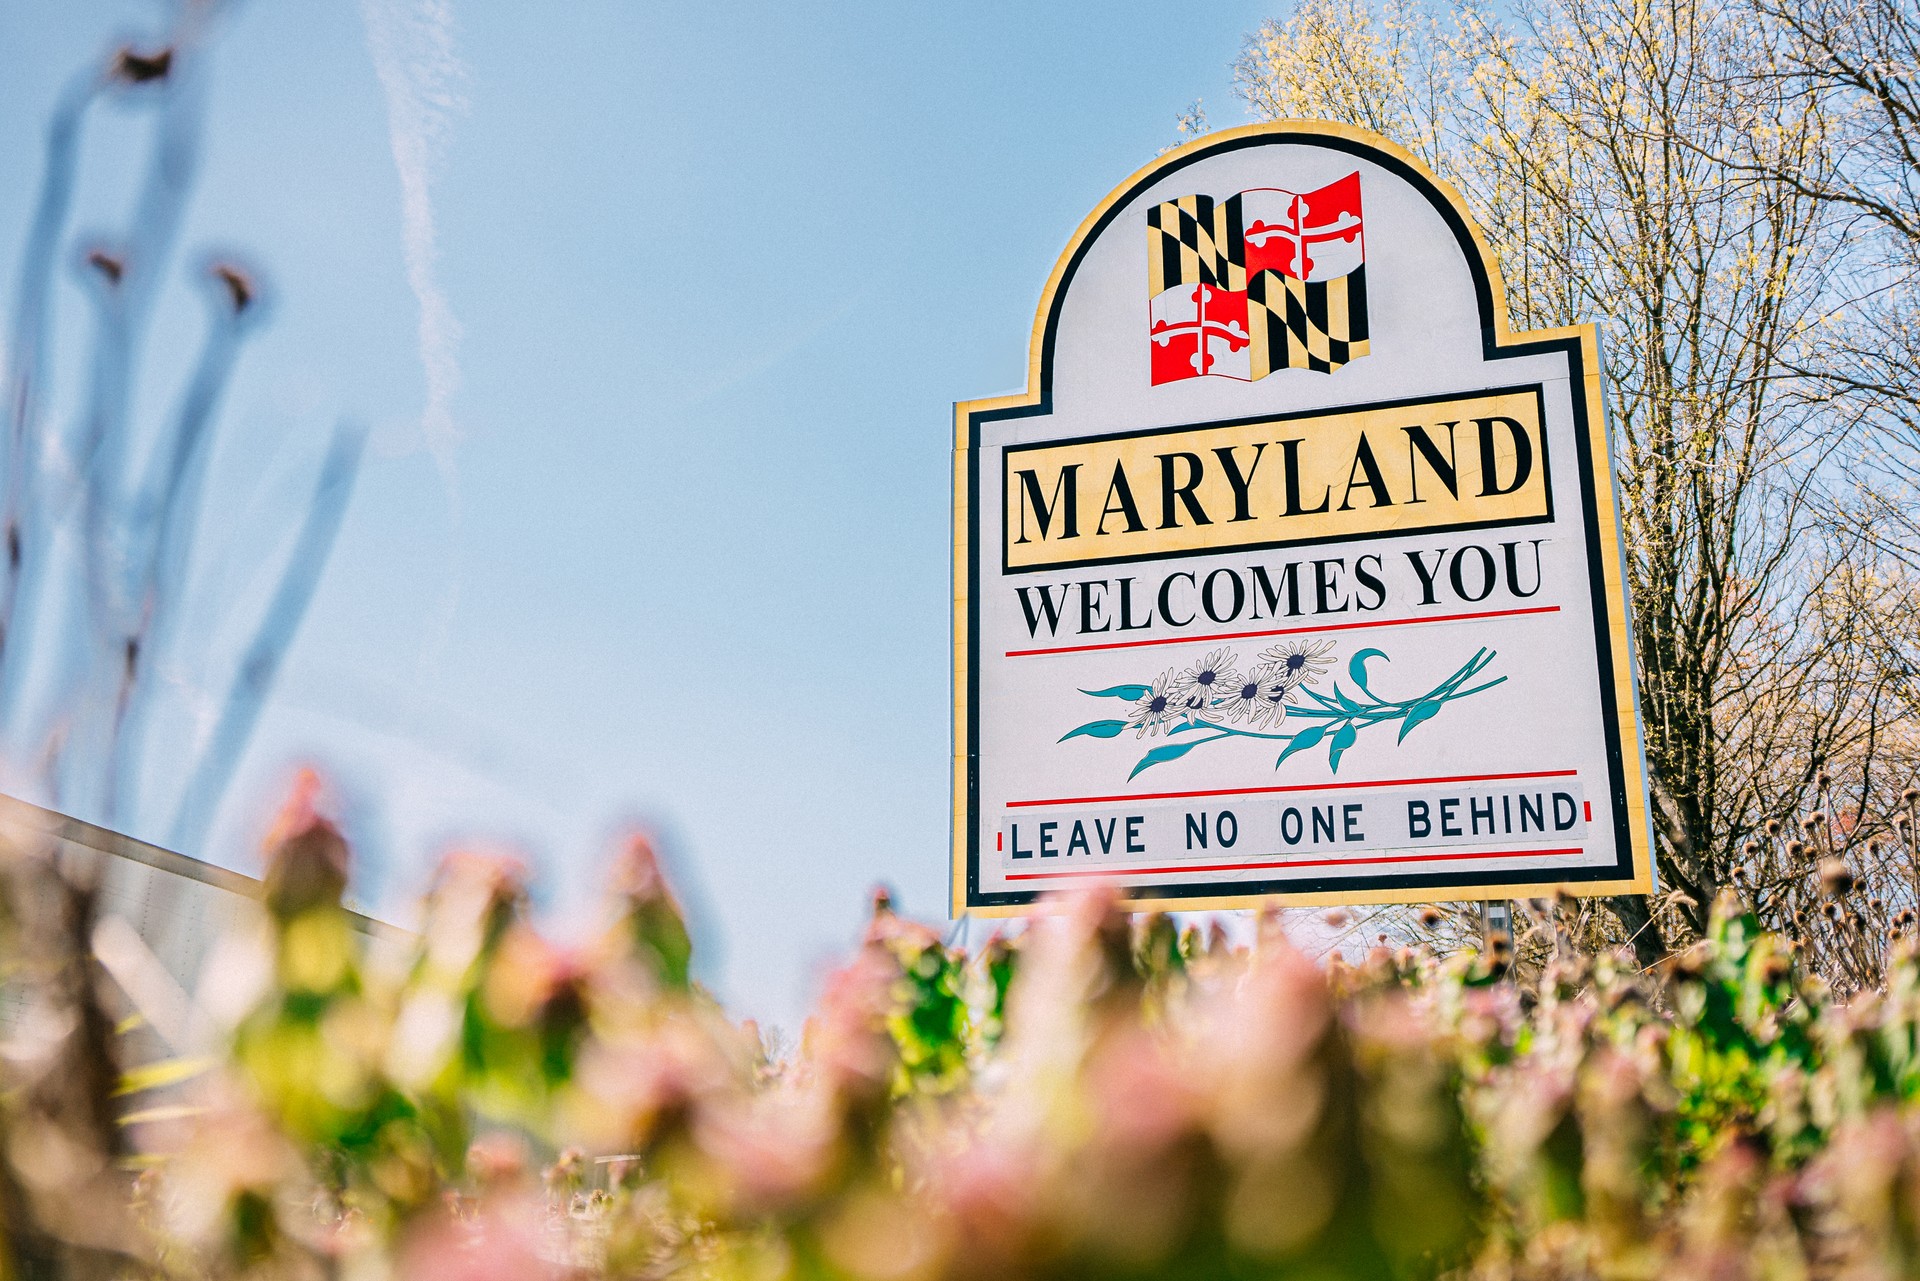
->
0 0 1276 1028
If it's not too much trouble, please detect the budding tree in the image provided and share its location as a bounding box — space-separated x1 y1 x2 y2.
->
1230 0 1920 967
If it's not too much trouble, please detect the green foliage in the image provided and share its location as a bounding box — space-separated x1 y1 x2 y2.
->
15 803 1920 1278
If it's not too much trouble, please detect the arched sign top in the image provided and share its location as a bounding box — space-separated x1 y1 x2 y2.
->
952 121 1653 917
974 121 1586 441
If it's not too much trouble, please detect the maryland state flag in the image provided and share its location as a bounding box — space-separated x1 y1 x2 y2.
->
1147 172 1369 384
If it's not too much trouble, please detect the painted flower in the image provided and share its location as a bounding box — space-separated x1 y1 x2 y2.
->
1259 639 1335 689
1127 670 1182 738
1221 663 1289 726
1252 665 1297 727
1174 648 1240 721
1178 687 1224 726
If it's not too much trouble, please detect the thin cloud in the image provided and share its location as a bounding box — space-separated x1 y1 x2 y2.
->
360 0 465 477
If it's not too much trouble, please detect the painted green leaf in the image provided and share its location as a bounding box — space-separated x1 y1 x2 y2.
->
1276 723 1327 766
1327 722 1359 773
1348 647 1387 695
1059 720 1128 741
1080 684 1150 700
1398 699 1442 742
1129 739 1200 780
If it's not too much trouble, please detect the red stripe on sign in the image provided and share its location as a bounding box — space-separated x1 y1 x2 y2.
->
1007 768 1579 810
1584 801 1592 822
996 832 1002 851
1004 846 1588 881
1004 605 1560 659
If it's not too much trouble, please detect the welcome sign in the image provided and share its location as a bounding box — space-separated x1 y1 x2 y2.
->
953 122 1655 914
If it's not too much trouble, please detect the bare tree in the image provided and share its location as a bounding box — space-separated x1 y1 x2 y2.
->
1230 0 1920 970
1716 0 1920 574
1742 0 1920 403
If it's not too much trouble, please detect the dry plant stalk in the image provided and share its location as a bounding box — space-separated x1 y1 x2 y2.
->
0 2 365 856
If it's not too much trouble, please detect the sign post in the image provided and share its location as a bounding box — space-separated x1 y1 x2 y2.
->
1482 899 1513 951
954 122 1654 917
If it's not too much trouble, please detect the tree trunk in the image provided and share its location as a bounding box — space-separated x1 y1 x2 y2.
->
1609 893 1667 970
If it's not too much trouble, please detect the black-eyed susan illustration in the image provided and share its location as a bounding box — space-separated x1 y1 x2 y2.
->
1061 639 1504 780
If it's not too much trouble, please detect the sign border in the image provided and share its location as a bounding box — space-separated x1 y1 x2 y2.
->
952 121 1655 917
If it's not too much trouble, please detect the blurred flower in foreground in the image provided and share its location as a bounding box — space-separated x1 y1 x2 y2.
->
7 774 1920 1279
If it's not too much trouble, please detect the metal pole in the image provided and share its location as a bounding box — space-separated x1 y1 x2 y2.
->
1482 899 1512 974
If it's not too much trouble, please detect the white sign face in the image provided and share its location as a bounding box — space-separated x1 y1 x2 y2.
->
952 123 1654 915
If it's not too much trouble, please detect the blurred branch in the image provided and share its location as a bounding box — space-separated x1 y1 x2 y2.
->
0 68 105 706
2 2 363 859
102 262 262 823
169 421 365 852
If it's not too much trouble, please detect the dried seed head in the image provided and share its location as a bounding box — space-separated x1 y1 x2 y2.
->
1792 909 1808 928
1850 912 1867 932
1742 839 1761 856
1732 865 1750 886
1766 818 1784 836
210 262 254 313
1803 814 1823 833
1898 812 1913 830
1904 786 1920 805
1787 840 1807 858
86 249 124 285
1816 770 1833 790
1823 901 1842 921
1871 897 1886 913
112 46 172 83
1819 859 1856 898
1324 908 1349 928
1419 906 1444 929
1759 953 1790 984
